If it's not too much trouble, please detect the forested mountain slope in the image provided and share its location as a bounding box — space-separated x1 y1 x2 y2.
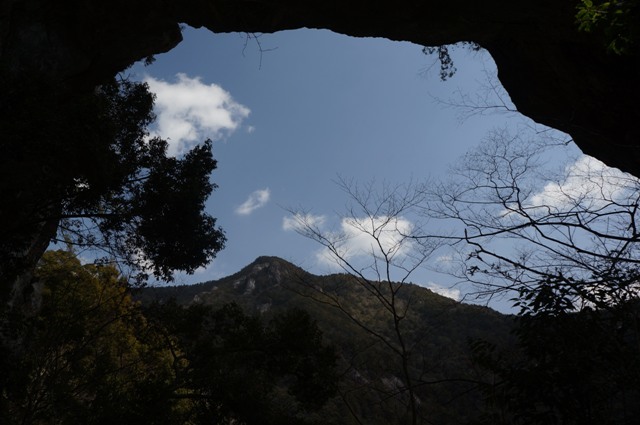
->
140 256 514 424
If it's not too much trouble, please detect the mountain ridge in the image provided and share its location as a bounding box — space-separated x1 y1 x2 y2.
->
138 255 513 424
140 255 486 311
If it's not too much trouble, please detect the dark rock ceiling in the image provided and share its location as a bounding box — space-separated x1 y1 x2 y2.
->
2 0 639 175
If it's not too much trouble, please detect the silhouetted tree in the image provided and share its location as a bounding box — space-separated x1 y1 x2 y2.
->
290 126 640 423
423 129 640 424
0 77 225 304
426 128 640 310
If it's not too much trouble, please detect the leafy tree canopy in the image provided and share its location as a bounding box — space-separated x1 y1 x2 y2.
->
0 250 177 425
1 250 339 424
576 0 640 54
0 76 225 288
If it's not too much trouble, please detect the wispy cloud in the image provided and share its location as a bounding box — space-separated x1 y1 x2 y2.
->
426 282 461 301
236 188 271 215
144 73 250 156
282 212 327 232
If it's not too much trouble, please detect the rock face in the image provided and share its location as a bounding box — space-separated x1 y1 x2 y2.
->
1 0 638 173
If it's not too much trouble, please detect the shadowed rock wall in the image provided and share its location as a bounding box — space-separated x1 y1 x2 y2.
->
1 0 638 173
181 0 640 174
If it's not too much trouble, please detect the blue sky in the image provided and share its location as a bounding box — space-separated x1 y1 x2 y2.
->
128 27 588 310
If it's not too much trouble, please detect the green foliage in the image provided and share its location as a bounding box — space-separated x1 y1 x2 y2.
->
0 251 338 425
0 250 176 425
576 0 640 54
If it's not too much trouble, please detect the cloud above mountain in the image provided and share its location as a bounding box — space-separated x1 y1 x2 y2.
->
283 212 417 272
282 212 327 232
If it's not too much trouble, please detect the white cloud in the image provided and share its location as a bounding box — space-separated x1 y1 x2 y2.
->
499 155 640 222
283 212 421 273
340 216 414 259
527 155 637 211
426 282 461 300
236 188 271 215
315 215 416 267
144 73 250 156
282 213 326 232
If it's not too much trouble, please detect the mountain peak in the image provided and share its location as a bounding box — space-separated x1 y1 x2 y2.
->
234 256 307 287
249 255 294 269
172 256 315 311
